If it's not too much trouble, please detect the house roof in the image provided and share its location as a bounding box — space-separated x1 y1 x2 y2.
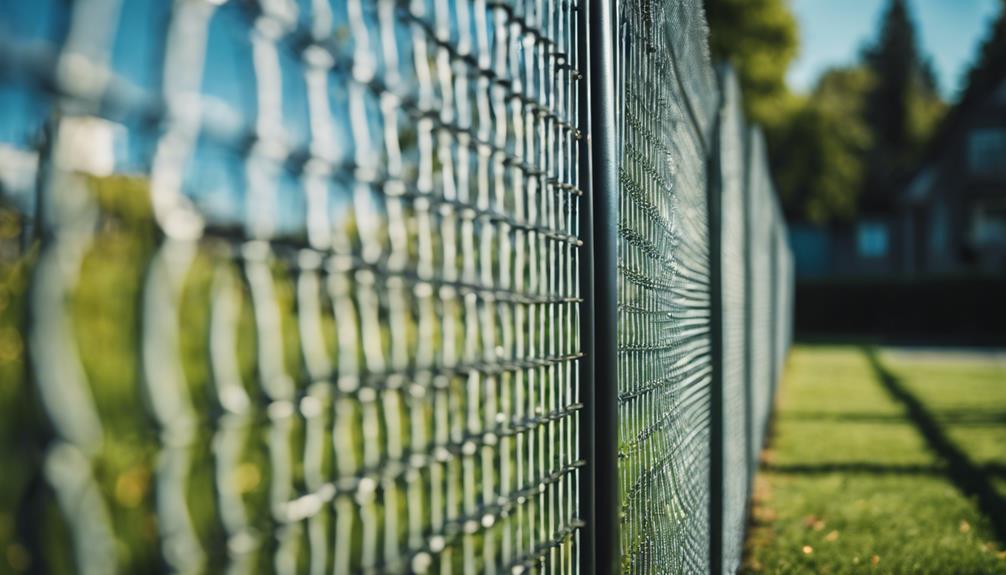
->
904 166 936 205
901 5 1006 203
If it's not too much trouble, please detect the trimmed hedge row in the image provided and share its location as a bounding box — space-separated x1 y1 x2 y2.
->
795 276 1006 344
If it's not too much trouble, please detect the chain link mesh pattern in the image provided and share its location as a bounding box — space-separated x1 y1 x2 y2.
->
774 218 794 387
716 68 748 575
0 0 799 572
615 0 716 572
1 0 585 572
745 127 776 477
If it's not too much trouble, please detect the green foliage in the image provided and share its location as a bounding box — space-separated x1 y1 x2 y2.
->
705 0 800 130
0 210 42 574
767 0 945 223
772 67 875 224
72 177 162 572
706 0 949 223
860 0 946 210
745 345 1006 573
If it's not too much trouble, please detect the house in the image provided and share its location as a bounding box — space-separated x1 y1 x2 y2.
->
900 78 1006 274
791 15 1006 279
789 217 907 278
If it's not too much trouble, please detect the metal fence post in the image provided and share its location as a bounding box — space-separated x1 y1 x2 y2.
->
743 129 757 489
588 0 621 569
770 221 780 421
577 0 597 571
707 75 726 575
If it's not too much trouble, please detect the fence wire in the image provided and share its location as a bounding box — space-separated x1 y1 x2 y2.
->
1 0 586 572
0 0 795 573
775 217 794 388
615 0 717 572
745 127 776 480
715 68 749 575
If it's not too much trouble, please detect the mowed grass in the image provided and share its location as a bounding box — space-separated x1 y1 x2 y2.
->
744 344 1006 574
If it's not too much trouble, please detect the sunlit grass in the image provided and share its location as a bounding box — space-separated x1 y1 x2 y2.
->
744 344 1006 574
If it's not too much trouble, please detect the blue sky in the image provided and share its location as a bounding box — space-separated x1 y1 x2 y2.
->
788 0 1002 99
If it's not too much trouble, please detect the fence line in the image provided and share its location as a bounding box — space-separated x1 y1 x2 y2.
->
614 0 717 572
0 0 791 572
714 67 752 575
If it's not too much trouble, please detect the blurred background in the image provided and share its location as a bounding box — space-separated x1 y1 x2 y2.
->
706 1 1006 572
707 0 1006 344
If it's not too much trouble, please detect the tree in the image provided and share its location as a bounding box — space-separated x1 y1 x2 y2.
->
704 0 800 130
772 67 874 224
931 0 1006 152
860 0 945 211
705 0 945 224
773 0 945 223
963 0 1006 100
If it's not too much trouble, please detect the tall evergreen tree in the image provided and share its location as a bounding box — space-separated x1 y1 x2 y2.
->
919 1 1004 170
861 0 944 212
960 0 1006 110
705 0 947 224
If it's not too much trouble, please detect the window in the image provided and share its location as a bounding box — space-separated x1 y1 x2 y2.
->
857 221 888 258
968 128 1006 177
929 200 949 256
972 202 1006 246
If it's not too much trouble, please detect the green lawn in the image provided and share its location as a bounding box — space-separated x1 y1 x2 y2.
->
744 344 1006 574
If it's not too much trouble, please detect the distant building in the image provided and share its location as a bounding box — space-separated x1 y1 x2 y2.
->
900 78 1006 274
789 216 905 278
791 75 1006 279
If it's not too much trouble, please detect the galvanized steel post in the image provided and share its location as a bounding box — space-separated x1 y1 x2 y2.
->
588 0 621 569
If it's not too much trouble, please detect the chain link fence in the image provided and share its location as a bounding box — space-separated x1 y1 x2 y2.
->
615 0 716 572
709 69 795 574
714 68 750 575
0 0 791 573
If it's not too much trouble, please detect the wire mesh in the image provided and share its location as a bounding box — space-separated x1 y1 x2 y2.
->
774 214 792 385
614 0 716 572
745 126 776 475
0 0 800 572
0 0 587 572
715 67 748 575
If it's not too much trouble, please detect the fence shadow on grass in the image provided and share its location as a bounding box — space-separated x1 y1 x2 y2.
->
863 346 1006 546
779 410 1006 426
763 461 1006 478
